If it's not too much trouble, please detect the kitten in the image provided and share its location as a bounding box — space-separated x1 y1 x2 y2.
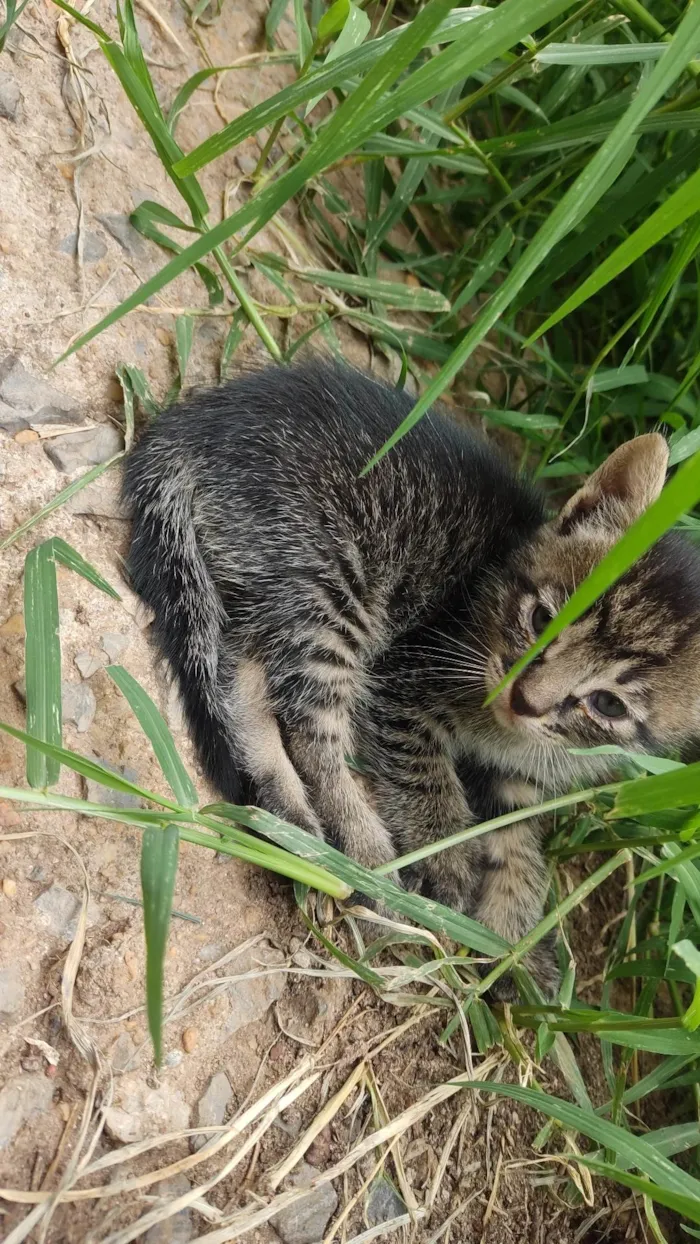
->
124 360 700 995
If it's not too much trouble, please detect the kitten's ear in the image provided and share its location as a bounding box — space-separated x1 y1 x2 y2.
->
558 433 668 534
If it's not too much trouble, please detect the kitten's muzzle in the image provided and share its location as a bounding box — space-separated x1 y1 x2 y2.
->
509 676 539 718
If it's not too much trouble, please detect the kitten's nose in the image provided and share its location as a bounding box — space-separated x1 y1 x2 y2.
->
510 676 538 717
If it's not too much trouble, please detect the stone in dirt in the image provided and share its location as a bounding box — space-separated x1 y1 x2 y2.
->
191 1070 232 1152
85 759 141 808
110 1032 137 1073
0 963 25 1020
44 423 123 473
144 1174 194 1244
65 475 130 520
0 398 28 435
98 212 149 260
104 1076 190 1144
101 631 129 661
58 230 108 263
272 1162 338 1244
13 678 96 732
0 1074 55 1149
75 650 107 679
224 942 286 1036
33 882 99 942
0 355 85 428
366 1177 406 1226
61 680 97 732
0 71 21 121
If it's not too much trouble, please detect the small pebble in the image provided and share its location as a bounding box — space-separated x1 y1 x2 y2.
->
58 163 74 180
14 429 38 444
0 801 21 828
124 949 139 981
0 613 24 636
2 877 17 898
156 327 172 346
182 1027 198 1054
164 1049 183 1068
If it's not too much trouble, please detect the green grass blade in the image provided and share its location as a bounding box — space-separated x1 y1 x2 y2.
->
307 2 370 113
293 0 312 65
204 802 511 955
175 315 194 386
23 544 61 789
266 0 290 43
107 665 198 807
166 66 240 135
360 6 700 472
639 214 700 339
447 224 514 321
56 0 464 361
141 824 179 1064
459 1081 700 1213
486 447 700 703
174 8 492 176
536 42 668 65
531 168 700 339
0 721 182 810
612 761 700 820
0 0 31 51
48 536 120 599
574 1159 700 1225
516 140 700 311
293 268 450 310
0 454 125 554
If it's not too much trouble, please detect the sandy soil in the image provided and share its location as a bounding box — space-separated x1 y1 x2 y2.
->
0 2 649 1240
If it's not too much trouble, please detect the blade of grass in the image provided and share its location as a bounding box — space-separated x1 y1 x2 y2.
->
174 7 492 174
23 544 61 790
612 761 700 820
360 4 700 471
48 537 120 599
204 802 511 955
55 0 576 361
458 1080 700 1214
0 720 182 810
573 1159 700 1225
292 268 450 310
530 168 700 339
141 824 179 1063
106 664 198 807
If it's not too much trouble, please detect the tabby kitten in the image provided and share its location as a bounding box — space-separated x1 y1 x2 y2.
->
124 360 700 995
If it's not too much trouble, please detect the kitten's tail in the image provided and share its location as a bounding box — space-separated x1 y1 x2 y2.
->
123 452 249 805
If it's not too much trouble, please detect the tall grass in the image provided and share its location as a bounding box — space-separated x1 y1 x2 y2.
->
4 0 700 1234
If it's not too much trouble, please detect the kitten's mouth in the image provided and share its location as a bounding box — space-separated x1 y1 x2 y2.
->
486 656 520 730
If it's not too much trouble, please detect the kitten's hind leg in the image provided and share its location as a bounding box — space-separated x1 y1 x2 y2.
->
265 633 399 881
230 653 397 892
229 657 323 838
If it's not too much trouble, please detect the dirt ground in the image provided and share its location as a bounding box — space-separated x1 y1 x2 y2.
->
0 2 654 1241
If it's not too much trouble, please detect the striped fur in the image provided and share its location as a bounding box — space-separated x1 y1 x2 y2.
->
124 360 700 997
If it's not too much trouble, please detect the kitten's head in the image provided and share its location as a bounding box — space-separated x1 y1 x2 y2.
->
481 434 700 783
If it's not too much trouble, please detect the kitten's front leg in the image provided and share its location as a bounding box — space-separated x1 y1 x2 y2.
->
369 744 484 916
472 821 559 1000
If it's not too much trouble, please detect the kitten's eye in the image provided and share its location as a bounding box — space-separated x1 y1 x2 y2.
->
531 603 552 636
589 690 627 719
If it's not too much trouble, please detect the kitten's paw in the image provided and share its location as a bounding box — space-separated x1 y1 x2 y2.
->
480 933 560 1004
524 935 560 999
